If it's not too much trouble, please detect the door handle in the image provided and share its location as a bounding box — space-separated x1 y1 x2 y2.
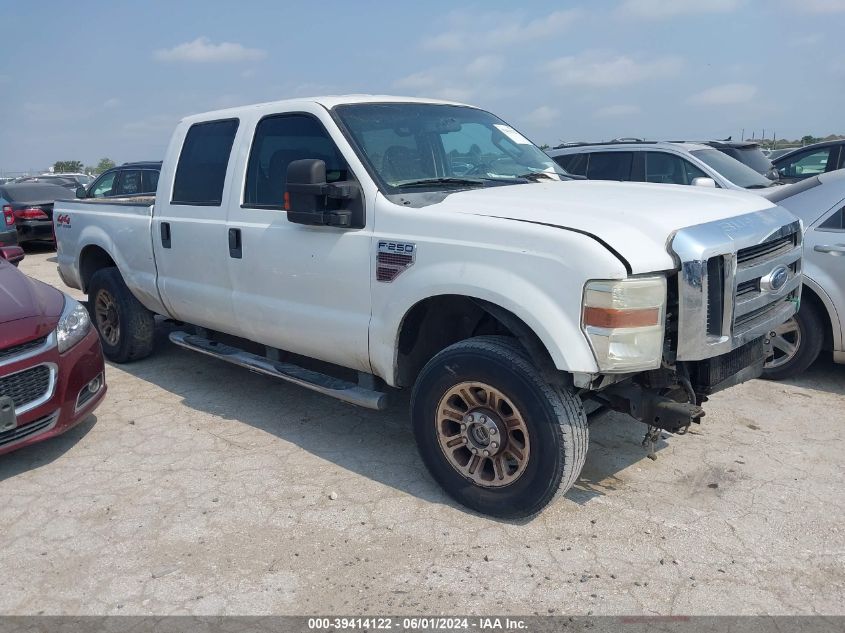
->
228 228 242 259
814 244 845 256
160 222 171 248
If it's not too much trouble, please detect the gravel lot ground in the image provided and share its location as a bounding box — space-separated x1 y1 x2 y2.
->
1 246 843 616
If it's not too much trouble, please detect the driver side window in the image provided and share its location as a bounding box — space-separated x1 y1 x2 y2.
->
244 114 349 208
779 148 833 179
90 171 117 198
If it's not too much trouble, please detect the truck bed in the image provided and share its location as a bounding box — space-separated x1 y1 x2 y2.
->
54 196 166 316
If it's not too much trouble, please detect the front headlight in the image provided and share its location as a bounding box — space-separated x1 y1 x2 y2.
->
581 275 667 372
57 295 92 353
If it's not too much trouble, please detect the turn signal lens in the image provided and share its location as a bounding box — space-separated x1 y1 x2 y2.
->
583 306 660 329
582 276 667 372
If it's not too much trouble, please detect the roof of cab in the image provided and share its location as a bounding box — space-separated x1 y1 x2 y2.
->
180 94 470 125
548 140 713 155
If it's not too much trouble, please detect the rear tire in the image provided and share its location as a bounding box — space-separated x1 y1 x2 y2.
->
762 302 824 380
88 267 155 363
411 335 588 519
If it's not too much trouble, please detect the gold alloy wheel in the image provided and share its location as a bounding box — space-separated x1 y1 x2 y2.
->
94 289 120 347
764 317 801 369
435 381 531 488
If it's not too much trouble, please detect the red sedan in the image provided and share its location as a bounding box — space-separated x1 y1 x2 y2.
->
0 258 106 455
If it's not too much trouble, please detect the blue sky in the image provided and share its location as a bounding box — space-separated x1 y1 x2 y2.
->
1 0 843 171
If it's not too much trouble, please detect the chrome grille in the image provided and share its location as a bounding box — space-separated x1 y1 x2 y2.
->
0 364 52 410
671 209 803 361
0 336 48 363
736 234 796 266
732 237 801 337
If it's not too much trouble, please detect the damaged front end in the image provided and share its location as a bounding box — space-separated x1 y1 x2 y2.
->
578 209 801 457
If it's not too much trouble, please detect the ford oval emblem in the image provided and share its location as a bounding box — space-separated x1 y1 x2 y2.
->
760 265 790 293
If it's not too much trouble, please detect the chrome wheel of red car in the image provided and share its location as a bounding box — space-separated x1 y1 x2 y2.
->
94 289 120 347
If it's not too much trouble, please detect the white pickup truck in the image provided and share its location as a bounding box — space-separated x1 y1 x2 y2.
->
54 95 803 518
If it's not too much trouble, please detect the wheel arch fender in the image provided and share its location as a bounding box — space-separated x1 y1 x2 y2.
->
76 224 167 315
370 268 600 388
801 277 842 351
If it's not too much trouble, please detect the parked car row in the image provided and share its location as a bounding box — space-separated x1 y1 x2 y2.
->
0 162 163 255
548 138 844 380
549 141 777 191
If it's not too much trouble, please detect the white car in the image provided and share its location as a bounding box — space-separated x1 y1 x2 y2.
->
549 141 778 191
53 95 801 518
760 169 845 377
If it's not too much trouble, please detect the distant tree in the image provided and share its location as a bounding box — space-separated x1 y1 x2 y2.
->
53 160 84 173
89 158 116 175
801 135 818 146
538 143 550 150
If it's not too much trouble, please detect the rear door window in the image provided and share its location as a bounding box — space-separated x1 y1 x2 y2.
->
172 119 239 205
645 152 708 185
142 170 159 194
114 170 142 196
586 152 633 181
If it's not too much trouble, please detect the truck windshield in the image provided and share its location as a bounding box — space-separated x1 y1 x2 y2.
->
334 103 566 192
690 149 774 189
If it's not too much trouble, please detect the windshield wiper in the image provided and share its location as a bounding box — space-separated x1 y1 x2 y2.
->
515 171 557 182
397 177 487 189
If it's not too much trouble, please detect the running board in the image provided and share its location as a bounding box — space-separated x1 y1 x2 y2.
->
169 331 388 410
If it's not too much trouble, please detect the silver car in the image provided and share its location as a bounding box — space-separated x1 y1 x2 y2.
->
760 169 845 378
548 141 778 191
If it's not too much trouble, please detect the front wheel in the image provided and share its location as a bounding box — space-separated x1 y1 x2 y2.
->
762 302 824 380
411 336 588 519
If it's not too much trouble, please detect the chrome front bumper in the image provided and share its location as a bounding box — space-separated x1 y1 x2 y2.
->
671 208 803 361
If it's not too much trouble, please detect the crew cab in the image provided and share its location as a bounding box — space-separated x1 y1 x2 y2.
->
54 96 803 518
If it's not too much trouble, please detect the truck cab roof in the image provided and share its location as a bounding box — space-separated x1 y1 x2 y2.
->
179 94 469 125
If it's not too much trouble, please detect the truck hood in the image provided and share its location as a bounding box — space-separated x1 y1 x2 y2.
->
439 180 778 273
0 259 64 334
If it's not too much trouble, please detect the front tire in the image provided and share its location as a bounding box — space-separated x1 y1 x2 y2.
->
88 267 155 363
762 302 824 380
411 336 588 519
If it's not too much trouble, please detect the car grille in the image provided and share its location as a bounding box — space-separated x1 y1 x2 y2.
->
0 364 52 410
732 231 801 337
689 339 765 393
671 210 803 361
736 234 795 266
0 335 49 363
0 410 58 449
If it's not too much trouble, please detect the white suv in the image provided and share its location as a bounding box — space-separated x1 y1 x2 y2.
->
548 141 777 191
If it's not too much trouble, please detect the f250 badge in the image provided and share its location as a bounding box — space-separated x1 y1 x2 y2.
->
56 214 71 227
376 241 416 283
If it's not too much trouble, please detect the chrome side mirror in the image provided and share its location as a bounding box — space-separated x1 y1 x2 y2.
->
691 177 717 188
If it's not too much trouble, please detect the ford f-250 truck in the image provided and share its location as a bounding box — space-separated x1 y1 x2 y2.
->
54 96 803 518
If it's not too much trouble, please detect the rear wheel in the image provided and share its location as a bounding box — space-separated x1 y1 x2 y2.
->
88 267 155 363
411 336 588 519
762 302 824 380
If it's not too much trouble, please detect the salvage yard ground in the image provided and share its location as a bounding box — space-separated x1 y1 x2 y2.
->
1 246 843 616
